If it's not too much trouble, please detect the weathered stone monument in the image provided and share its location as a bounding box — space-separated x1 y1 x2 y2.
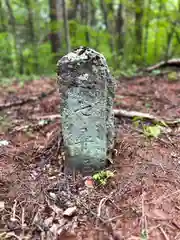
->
57 47 115 174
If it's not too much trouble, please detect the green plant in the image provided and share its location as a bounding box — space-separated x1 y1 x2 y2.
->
132 117 163 138
132 116 144 128
140 229 148 240
167 71 178 81
145 103 151 109
151 69 161 76
92 170 114 185
143 125 162 138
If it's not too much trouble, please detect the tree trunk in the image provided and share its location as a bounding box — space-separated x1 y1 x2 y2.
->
154 0 163 59
134 0 144 56
80 0 91 45
0 0 6 32
162 3 180 60
143 0 152 63
68 0 80 20
90 0 96 26
115 2 124 55
5 0 24 74
62 0 71 53
165 30 174 60
85 1 91 45
99 0 115 53
48 0 61 62
24 0 38 73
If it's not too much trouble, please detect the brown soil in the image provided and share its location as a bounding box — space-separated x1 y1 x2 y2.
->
0 75 180 240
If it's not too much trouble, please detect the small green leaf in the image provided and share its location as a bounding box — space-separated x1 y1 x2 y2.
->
159 120 168 127
92 170 114 185
168 72 177 81
143 125 161 138
152 69 161 75
145 103 151 109
141 229 148 240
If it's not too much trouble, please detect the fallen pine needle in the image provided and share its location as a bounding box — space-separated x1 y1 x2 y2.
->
158 226 169 240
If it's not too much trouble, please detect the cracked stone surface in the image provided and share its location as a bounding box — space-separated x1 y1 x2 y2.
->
57 46 115 174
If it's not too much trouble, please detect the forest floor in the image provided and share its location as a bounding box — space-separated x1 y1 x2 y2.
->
0 74 180 240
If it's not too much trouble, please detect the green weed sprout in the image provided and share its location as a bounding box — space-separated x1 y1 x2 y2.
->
92 170 114 185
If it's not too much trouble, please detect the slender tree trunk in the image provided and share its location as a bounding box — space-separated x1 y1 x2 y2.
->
5 0 24 74
79 0 85 23
68 0 80 20
99 0 115 53
0 0 14 76
163 2 180 59
48 0 61 62
143 0 152 63
62 0 71 53
82 0 91 45
116 2 124 55
0 0 6 32
134 0 144 56
24 0 38 73
165 30 174 60
90 0 96 26
154 0 163 59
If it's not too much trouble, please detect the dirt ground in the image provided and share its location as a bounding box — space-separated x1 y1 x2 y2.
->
0 74 180 240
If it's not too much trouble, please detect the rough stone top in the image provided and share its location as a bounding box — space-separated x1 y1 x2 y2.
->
57 46 115 91
57 46 108 71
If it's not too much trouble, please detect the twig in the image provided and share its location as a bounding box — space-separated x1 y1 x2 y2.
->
96 198 108 226
175 206 180 211
97 198 107 219
141 192 148 239
11 199 17 222
21 207 25 227
21 207 26 239
3 232 22 240
175 232 180 240
158 226 170 240
171 220 180 230
148 224 162 233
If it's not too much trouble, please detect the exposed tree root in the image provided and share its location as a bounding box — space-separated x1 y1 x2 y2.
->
29 109 180 127
145 58 180 72
113 109 180 126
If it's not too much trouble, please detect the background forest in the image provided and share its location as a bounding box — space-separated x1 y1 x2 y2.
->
0 0 180 80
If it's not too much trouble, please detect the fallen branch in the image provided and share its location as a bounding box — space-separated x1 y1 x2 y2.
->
0 88 56 111
30 109 180 127
145 58 180 72
113 109 180 126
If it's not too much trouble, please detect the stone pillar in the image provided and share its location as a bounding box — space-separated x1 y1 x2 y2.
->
57 47 115 174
